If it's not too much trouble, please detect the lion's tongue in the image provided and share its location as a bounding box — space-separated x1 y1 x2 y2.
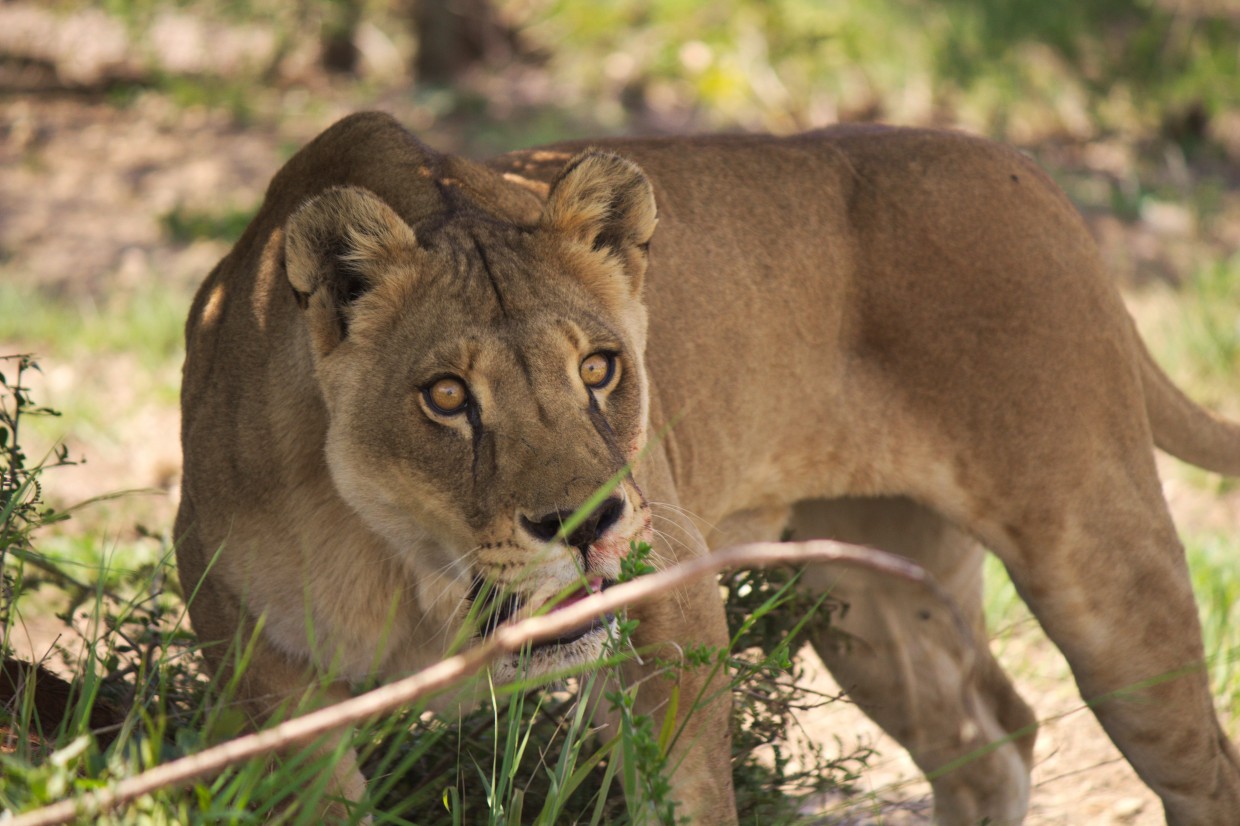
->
551 577 604 612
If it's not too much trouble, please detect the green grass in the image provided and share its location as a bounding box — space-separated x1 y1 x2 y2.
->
1157 253 1240 411
0 283 189 371
982 554 1026 635
0 548 863 824
160 205 256 246
0 283 187 453
1186 533 1240 719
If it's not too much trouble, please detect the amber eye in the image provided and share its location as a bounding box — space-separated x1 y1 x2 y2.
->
425 377 469 415
580 352 616 389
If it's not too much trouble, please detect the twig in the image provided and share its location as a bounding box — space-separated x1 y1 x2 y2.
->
6 540 948 826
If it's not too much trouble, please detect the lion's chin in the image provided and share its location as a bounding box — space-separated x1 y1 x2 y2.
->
489 618 615 685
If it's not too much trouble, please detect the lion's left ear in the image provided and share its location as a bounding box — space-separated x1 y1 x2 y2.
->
543 151 657 291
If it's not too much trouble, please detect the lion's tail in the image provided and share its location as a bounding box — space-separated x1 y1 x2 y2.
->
1140 331 1240 476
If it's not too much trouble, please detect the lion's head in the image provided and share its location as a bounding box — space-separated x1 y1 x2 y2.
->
280 151 658 677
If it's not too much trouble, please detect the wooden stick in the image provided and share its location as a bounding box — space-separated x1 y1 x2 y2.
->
7 540 943 826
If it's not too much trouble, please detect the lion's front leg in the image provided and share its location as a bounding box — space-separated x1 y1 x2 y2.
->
606 570 735 824
607 450 737 824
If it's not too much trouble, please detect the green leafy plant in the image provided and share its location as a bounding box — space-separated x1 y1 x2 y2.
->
2 355 76 631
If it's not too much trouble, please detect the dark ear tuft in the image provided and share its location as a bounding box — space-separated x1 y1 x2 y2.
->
284 186 417 351
543 152 657 266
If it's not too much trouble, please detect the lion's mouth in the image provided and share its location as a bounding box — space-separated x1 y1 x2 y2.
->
468 575 615 649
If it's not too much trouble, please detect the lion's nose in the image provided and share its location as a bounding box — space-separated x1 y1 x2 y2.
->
521 497 625 551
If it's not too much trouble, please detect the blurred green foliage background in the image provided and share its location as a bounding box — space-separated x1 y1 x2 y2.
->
16 0 1240 146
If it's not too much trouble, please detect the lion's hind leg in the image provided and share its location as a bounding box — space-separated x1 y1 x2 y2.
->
975 461 1240 825
791 496 1037 826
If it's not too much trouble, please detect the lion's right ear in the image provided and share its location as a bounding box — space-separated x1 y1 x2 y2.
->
284 186 417 354
543 152 657 296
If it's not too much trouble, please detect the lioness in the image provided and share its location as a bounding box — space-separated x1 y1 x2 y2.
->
176 111 1240 824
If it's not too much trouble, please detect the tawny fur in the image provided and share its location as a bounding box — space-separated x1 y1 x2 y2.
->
177 112 1240 824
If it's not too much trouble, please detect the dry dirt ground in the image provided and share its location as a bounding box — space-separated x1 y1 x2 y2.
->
3 91 1238 824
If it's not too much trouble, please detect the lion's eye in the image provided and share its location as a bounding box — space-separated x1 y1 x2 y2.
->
580 352 616 389
426 377 470 415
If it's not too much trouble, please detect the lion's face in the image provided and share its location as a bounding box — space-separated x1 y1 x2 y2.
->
282 153 658 675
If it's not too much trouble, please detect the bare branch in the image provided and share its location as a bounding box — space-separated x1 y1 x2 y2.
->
7 540 947 826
